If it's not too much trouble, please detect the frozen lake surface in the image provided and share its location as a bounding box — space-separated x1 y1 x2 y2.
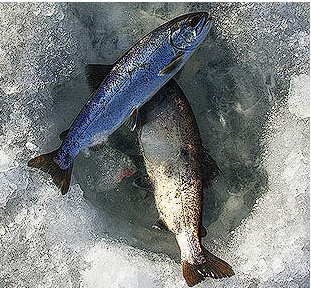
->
0 3 309 287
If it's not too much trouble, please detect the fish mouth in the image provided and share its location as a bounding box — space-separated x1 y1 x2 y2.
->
196 13 213 36
168 12 213 51
203 15 213 27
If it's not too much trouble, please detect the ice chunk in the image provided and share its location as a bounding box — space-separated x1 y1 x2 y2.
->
288 74 310 119
81 241 181 288
0 149 15 172
74 144 136 193
25 142 39 152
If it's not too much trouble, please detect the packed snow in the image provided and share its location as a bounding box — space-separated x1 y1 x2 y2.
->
0 3 309 288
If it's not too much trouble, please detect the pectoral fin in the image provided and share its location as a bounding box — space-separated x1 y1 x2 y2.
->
152 218 169 231
126 107 139 132
132 175 152 190
85 64 114 92
159 52 185 76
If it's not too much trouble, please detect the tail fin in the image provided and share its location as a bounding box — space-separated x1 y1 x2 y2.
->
182 246 234 287
28 150 72 195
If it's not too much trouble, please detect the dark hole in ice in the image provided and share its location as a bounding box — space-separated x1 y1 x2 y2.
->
48 4 273 262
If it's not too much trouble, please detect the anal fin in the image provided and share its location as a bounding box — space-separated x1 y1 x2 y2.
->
59 129 70 141
126 106 139 132
152 218 169 231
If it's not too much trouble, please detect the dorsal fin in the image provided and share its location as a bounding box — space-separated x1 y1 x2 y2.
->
85 64 114 92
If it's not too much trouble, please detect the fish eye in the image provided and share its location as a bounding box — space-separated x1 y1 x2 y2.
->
189 16 201 28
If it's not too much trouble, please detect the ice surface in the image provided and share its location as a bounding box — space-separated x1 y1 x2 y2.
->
74 144 137 193
288 74 310 119
0 2 309 288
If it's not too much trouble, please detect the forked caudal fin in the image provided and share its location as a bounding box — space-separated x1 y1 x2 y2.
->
28 150 72 195
182 246 234 287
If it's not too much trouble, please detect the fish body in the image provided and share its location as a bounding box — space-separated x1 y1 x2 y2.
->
138 80 234 286
28 12 213 194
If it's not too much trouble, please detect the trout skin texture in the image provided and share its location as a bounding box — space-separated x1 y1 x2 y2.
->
139 80 203 241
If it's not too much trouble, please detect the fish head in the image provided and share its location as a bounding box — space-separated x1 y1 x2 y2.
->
169 12 213 52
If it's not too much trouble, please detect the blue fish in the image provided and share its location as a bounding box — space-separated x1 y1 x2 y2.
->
28 12 213 194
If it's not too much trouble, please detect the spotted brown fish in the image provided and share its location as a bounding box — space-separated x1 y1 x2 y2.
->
138 80 234 286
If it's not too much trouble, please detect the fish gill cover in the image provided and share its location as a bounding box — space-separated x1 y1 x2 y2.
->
0 2 309 288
